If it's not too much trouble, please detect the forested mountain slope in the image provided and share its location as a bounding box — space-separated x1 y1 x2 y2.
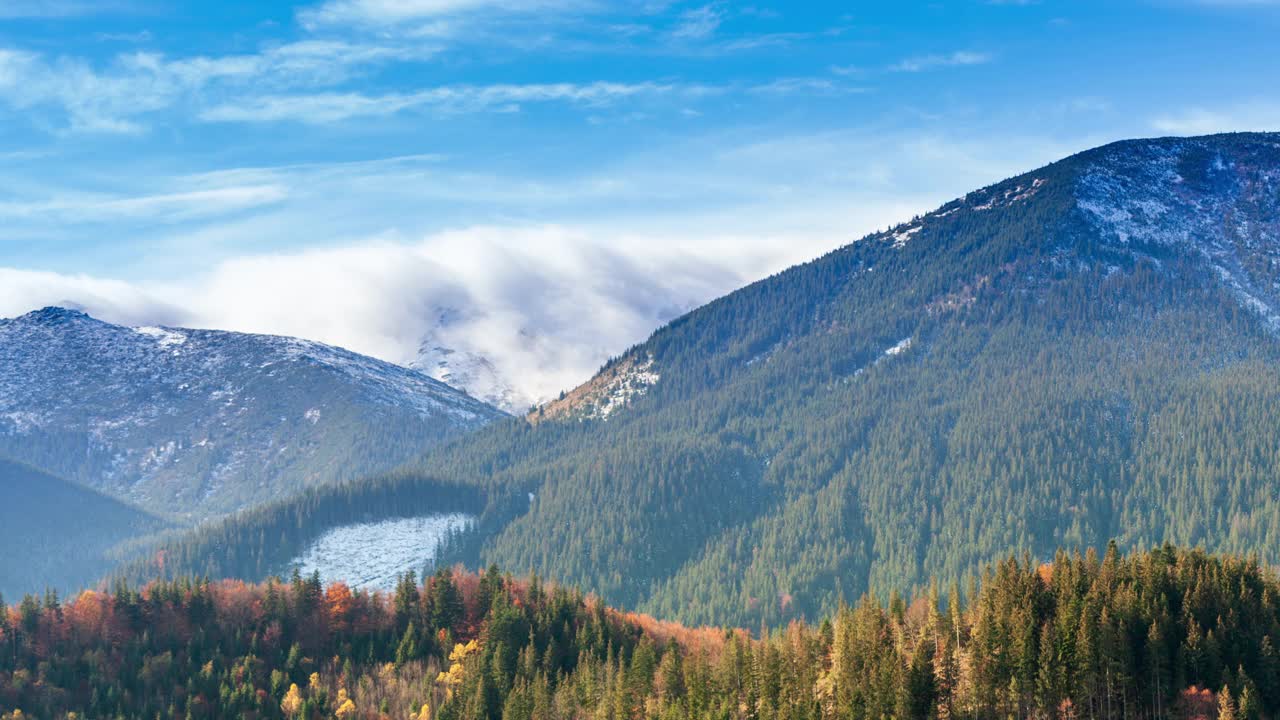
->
0 308 504 519
142 132 1280 628
0 458 166 598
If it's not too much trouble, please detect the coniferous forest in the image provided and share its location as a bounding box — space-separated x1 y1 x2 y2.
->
4 546 1280 720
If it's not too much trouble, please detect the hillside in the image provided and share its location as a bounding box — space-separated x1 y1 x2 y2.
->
6 547 1280 720
0 458 166 598
0 308 505 519
138 132 1280 627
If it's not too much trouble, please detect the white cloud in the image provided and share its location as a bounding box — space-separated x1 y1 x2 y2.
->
890 51 993 73
670 4 723 40
0 227 797 409
0 268 186 327
199 80 689 123
298 0 571 27
1151 102 1280 135
0 185 288 223
0 40 436 132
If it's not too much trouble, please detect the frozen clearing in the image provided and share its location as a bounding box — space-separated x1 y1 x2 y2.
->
292 513 475 591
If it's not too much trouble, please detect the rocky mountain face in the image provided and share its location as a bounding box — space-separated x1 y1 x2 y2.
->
0 308 504 519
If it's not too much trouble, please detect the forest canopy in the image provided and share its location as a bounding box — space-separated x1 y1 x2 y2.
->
6 545 1280 720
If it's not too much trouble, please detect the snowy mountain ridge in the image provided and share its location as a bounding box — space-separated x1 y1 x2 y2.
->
0 307 505 519
867 132 1280 332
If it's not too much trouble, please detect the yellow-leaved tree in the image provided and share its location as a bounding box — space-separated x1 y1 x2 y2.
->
281 684 303 717
333 688 356 718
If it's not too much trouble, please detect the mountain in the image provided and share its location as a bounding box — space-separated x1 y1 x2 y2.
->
134 132 1280 627
412 338 523 413
0 458 166 598
0 307 504 519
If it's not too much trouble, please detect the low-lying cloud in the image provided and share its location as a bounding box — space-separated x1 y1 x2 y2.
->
0 226 810 409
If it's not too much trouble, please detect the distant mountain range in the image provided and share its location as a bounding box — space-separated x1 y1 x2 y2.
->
0 307 504 520
139 131 1280 628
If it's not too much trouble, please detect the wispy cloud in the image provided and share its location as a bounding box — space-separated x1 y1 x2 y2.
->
670 4 723 40
297 0 573 27
747 77 861 97
199 80 698 124
0 185 288 223
890 50 994 73
0 40 438 132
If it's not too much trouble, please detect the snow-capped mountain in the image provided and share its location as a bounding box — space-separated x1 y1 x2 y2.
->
411 340 523 413
0 307 505 519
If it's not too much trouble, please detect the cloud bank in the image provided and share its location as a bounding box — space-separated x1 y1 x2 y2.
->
0 226 810 410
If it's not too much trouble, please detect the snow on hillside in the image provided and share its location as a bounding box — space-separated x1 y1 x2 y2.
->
292 513 475 591
1075 135 1280 331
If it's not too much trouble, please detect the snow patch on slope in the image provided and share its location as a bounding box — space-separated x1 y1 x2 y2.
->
134 326 188 349
293 513 475 591
891 225 922 249
971 177 1046 211
533 353 660 423
884 337 913 357
588 355 660 420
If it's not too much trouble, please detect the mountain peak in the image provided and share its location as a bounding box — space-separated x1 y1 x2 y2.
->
0 308 504 519
15 306 93 325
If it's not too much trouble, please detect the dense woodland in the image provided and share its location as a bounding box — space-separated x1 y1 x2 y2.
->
130 135 1280 630
116 477 485 586
6 546 1280 719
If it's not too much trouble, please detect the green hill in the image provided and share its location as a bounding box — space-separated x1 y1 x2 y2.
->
132 132 1280 628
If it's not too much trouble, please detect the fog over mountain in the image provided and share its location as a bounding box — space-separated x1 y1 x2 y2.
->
0 228 826 411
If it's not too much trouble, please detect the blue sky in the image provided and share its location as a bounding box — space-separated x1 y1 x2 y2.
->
1 0 1278 406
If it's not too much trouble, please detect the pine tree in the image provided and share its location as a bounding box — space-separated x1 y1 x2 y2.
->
1219 685 1238 720
431 570 463 633
395 571 420 631
396 622 419 666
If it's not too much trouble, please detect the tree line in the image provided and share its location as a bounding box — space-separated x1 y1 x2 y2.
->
5 544 1280 719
